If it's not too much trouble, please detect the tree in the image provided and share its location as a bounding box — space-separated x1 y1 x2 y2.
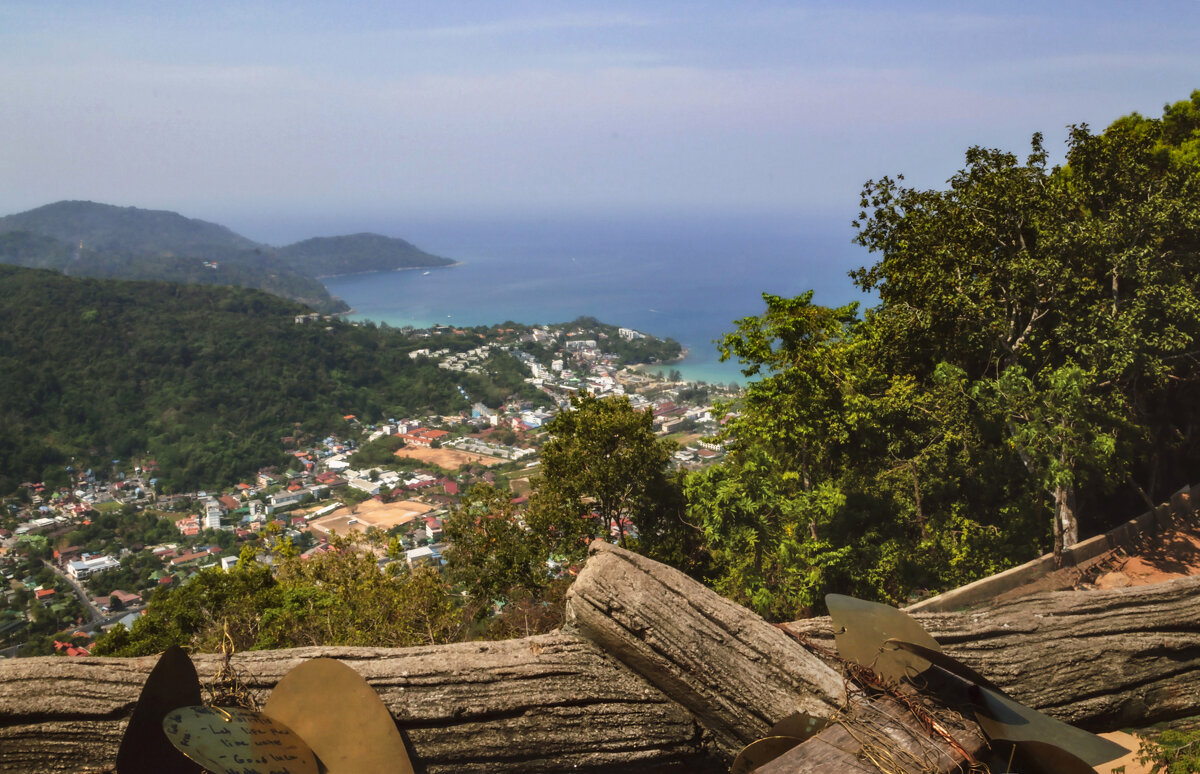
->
93 534 463 655
533 393 677 550
852 98 1200 546
686 93 1200 612
442 485 548 609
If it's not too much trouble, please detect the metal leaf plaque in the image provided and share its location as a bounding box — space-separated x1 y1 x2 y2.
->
263 657 414 774
972 685 1129 770
881 638 1003 692
825 593 942 684
730 736 805 774
769 711 830 742
162 706 318 774
117 645 203 774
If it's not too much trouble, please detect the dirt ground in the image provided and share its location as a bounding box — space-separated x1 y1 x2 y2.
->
394 446 505 469
307 498 433 537
1093 525 1200 589
993 523 1200 603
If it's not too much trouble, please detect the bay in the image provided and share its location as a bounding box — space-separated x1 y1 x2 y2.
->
320 212 873 385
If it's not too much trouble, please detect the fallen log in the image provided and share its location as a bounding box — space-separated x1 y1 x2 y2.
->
564 541 846 760
756 695 987 774
2 543 1189 773
784 574 1200 730
0 633 717 774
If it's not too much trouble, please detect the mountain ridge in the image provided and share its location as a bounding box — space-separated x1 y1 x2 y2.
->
0 201 456 312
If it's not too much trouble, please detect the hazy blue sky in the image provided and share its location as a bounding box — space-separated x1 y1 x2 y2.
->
3 1 1199 239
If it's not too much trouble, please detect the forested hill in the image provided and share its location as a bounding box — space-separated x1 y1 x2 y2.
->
0 265 536 494
0 230 346 314
278 233 454 276
0 200 262 258
0 201 457 313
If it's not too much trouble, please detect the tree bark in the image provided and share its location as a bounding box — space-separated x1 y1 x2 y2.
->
0 633 716 774
784 574 1200 730
565 541 846 760
1056 480 1080 547
1 545 1196 773
755 695 987 774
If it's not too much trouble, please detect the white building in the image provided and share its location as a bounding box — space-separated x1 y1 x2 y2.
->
68 555 121 580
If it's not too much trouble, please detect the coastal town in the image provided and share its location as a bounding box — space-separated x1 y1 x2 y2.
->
0 319 739 658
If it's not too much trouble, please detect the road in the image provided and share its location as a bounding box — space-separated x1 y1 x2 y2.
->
42 558 103 623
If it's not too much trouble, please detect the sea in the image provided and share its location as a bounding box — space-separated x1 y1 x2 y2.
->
317 212 874 386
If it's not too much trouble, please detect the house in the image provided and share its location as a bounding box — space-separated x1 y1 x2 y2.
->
400 428 450 448
405 545 441 568
315 472 347 487
54 546 85 565
348 478 381 497
268 490 308 513
169 549 220 568
34 588 56 602
93 589 142 611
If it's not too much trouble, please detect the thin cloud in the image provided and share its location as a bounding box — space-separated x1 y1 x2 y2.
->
409 12 659 39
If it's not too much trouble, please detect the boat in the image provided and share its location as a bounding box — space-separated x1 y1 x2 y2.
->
422 271 431 276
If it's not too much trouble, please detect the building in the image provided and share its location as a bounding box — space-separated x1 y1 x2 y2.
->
68 555 121 580
405 545 441 568
400 428 449 448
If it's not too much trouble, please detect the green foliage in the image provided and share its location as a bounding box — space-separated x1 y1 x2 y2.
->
1138 727 1200 774
563 316 684 364
534 393 679 551
0 201 261 257
0 201 348 312
0 266 535 493
277 233 453 276
443 485 552 610
349 435 407 468
686 93 1200 615
92 534 463 655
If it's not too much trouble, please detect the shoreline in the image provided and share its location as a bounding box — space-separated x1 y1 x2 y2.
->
315 261 464 280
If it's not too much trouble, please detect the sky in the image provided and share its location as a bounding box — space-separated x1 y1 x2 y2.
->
2 1 1200 242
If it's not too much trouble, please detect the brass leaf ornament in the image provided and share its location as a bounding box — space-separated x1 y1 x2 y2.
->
826 593 942 684
116 645 204 774
971 685 1130 771
162 705 318 774
768 711 830 741
825 594 1130 772
263 657 414 774
730 736 805 774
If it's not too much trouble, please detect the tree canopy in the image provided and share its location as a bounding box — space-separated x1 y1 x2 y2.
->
687 91 1200 617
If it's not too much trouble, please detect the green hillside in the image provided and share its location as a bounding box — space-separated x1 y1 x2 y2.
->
278 233 454 276
0 230 346 313
0 266 537 493
0 201 456 310
0 200 262 258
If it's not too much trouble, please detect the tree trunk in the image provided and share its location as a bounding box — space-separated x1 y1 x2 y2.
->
756 695 987 774
565 541 846 760
2 545 1197 773
784 574 1200 730
0 634 716 774
1056 480 1079 547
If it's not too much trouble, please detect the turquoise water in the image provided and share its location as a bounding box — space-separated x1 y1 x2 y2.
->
320 213 873 385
